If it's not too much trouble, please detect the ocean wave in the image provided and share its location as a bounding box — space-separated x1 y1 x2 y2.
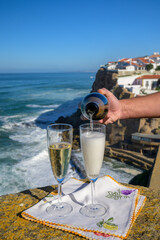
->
26 104 60 109
0 147 78 195
35 97 82 127
0 113 39 132
0 114 25 122
1 120 36 131
9 126 45 144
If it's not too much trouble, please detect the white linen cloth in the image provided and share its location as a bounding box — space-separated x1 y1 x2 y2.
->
22 175 146 239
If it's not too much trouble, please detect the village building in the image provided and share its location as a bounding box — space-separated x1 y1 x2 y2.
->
149 52 160 64
133 75 160 90
118 74 160 95
107 61 117 70
106 52 160 72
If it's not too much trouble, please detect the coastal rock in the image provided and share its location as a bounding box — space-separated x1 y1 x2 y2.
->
91 67 118 92
113 84 135 99
140 122 152 134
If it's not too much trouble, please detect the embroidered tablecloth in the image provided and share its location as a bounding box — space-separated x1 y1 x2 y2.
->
22 175 146 239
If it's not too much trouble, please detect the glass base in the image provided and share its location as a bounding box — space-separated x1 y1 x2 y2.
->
46 202 73 217
79 203 107 218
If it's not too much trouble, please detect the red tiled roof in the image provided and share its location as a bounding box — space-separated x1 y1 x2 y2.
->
131 62 143 67
150 54 160 58
137 58 149 64
136 75 160 79
118 58 130 62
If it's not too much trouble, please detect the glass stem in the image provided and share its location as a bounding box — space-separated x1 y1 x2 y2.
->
58 182 62 206
91 180 94 207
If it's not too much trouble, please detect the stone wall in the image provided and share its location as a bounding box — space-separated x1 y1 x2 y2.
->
118 70 160 76
118 70 147 76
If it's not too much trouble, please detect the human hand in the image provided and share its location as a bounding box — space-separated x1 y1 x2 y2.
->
98 88 121 124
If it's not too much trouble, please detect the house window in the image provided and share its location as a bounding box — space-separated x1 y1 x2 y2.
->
145 81 149 88
152 81 157 89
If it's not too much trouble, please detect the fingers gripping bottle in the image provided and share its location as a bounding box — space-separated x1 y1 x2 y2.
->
81 92 108 120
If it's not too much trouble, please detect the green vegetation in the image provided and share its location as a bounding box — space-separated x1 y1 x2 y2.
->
155 66 160 71
145 64 153 71
156 79 160 90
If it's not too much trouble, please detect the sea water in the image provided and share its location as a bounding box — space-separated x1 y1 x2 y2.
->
0 73 142 196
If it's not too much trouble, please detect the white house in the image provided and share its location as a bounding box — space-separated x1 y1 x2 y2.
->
107 61 117 70
126 85 141 95
115 53 159 71
117 58 131 69
133 75 160 90
118 74 160 95
117 57 149 71
150 52 160 63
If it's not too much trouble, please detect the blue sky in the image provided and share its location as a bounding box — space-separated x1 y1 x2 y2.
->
0 0 160 73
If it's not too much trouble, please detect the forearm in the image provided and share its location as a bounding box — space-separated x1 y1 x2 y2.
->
119 92 160 120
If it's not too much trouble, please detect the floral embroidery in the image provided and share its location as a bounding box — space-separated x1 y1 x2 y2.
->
97 217 118 231
47 194 55 197
43 193 58 202
106 189 135 200
120 189 135 195
94 232 111 237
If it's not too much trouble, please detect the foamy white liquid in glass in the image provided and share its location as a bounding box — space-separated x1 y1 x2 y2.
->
81 131 105 179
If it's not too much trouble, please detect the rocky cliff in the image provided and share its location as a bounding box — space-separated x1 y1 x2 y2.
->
91 67 118 92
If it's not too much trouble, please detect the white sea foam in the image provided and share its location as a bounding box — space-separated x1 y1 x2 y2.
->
1 120 35 131
26 104 59 109
0 146 78 195
0 115 24 120
0 112 39 132
0 119 78 195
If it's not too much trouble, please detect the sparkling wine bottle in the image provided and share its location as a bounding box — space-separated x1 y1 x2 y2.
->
81 92 108 120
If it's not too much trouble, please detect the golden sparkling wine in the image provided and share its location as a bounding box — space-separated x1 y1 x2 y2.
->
48 142 71 181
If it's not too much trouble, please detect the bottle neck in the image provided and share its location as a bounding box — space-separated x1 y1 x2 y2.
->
85 102 99 117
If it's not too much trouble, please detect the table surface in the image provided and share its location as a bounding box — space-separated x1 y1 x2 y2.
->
0 184 160 240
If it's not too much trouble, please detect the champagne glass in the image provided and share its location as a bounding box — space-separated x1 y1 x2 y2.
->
46 123 73 217
79 123 107 218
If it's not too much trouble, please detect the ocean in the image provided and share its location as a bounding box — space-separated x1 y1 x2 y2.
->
0 72 141 196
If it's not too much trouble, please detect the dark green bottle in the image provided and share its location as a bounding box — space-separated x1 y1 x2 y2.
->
81 92 108 120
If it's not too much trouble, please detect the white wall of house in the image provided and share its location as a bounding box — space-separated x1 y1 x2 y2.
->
142 79 158 89
107 64 116 70
150 57 160 63
126 65 135 71
118 74 142 86
127 85 141 95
